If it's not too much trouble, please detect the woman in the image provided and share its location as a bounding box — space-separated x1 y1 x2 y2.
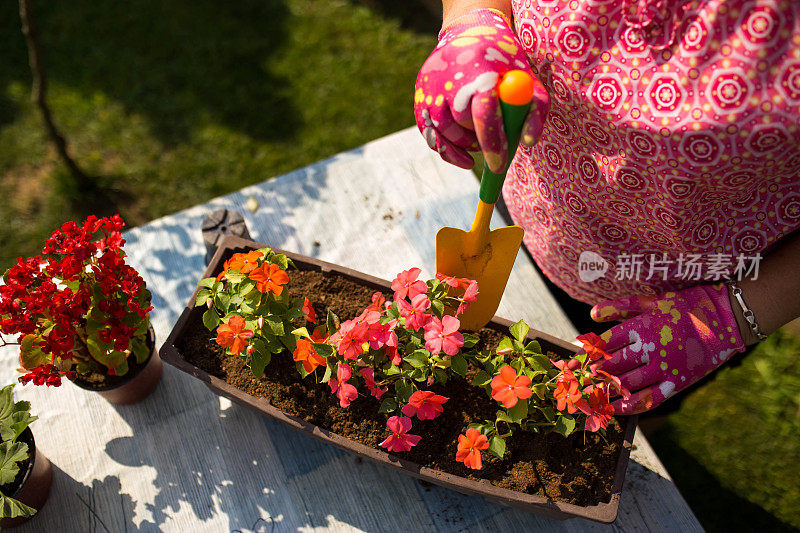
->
414 0 800 413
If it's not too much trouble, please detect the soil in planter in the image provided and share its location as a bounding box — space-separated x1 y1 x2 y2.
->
177 268 627 507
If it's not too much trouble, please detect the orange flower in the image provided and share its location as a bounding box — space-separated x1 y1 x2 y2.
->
490 365 532 408
293 329 326 373
576 332 612 361
216 315 254 355
456 428 489 470
302 297 316 324
215 258 232 282
229 250 263 273
553 372 582 414
249 263 289 295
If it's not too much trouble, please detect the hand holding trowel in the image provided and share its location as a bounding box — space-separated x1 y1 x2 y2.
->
436 70 535 331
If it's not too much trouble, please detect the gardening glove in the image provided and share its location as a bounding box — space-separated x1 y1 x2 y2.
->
590 284 747 414
414 8 550 173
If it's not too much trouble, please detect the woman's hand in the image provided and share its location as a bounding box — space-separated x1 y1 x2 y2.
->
588 284 747 414
414 8 549 172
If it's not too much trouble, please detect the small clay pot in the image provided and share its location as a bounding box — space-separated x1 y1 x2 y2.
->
0 427 53 529
73 323 162 405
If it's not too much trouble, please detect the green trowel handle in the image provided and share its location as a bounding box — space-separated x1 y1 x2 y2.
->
478 99 530 205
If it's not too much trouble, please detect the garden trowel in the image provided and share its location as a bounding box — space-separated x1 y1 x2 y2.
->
436 70 533 331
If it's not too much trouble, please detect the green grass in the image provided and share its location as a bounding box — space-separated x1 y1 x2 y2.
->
2 2 799 530
647 329 800 531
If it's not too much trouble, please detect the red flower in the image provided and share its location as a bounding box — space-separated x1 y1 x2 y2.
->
576 332 612 361
401 390 448 420
216 315 254 355
379 416 421 452
302 297 316 324
359 367 387 399
249 263 289 295
329 363 358 408
228 250 263 273
456 428 489 470
490 365 532 409
577 386 615 432
391 268 427 301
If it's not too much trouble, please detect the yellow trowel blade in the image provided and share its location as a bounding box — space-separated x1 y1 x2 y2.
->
436 212 524 331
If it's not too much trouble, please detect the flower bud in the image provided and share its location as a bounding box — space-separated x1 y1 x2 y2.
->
257 317 264 329
206 298 213 309
247 345 255 354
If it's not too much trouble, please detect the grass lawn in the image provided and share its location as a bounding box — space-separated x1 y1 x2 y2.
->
1 1 798 530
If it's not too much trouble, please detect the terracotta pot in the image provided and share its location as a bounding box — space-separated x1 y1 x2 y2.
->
160 234 638 523
0 427 53 529
74 323 162 405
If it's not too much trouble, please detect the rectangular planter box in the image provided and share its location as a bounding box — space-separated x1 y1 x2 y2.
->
160 234 637 523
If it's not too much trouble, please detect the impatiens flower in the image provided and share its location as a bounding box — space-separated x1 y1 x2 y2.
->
328 363 358 408
249 263 289 295
456 280 480 316
228 250 263 273
368 319 398 353
553 371 582 414
401 390 449 420
588 365 631 400
456 428 489 470
490 365 532 409
379 416 421 452
293 329 326 373
391 267 427 301
435 273 473 290
302 297 316 324
423 315 464 356
366 291 386 312
336 319 369 360
397 293 431 331
577 386 615 432
359 368 388 399
215 258 232 282
551 358 581 372
576 332 612 361
216 315 254 355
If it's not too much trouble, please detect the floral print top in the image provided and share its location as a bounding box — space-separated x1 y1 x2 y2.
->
503 0 800 304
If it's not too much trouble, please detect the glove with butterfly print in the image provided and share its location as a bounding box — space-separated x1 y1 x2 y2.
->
586 284 747 414
414 8 550 173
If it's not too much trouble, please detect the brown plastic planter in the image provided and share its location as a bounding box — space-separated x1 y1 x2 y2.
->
0 427 53 529
73 324 163 405
160 234 637 523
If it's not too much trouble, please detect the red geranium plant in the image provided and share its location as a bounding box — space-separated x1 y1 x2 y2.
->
0 215 153 386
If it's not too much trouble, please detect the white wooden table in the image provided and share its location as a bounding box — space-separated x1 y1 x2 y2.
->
0 128 701 532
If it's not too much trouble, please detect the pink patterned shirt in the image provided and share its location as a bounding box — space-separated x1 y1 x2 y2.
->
504 0 800 304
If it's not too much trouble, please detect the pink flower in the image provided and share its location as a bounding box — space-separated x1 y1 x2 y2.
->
397 293 431 331
423 315 464 356
359 367 387 399
401 390 449 420
329 363 358 408
391 268 427 301
456 281 479 316
435 273 472 289
368 319 398 352
588 365 631 400
379 416 421 452
366 292 386 312
336 320 368 360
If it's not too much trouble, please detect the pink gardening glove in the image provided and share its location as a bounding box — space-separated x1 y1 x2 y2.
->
414 9 550 173
588 284 747 414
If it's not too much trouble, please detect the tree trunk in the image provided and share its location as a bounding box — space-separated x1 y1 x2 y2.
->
18 0 91 187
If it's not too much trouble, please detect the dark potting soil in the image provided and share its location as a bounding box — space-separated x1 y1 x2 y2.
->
176 268 626 507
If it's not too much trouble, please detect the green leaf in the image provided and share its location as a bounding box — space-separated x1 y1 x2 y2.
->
379 397 398 414
507 398 528 423
496 337 514 355
18 335 49 371
264 316 285 336
0 441 29 485
326 310 340 336
224 269 246 284
555 414 576 437
0 385 36 442
526 354 552 373
203 309 220 331
394 379 413 404
524 340 542 354
450 354 467 377
404 350 429 369
214 292 231 312
131 339 150 364
311 342 335 358
291 327 310 338
509 320 529 342
462 333 479 349
270 254 290 271
532 383 547 400
471 370 492 387
495 410 512 423
537 406 556 422
430 299 444 318
198 278 216 289
432 368 449 384
488 435 506 459
250 348 271 378
0 493 37 519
